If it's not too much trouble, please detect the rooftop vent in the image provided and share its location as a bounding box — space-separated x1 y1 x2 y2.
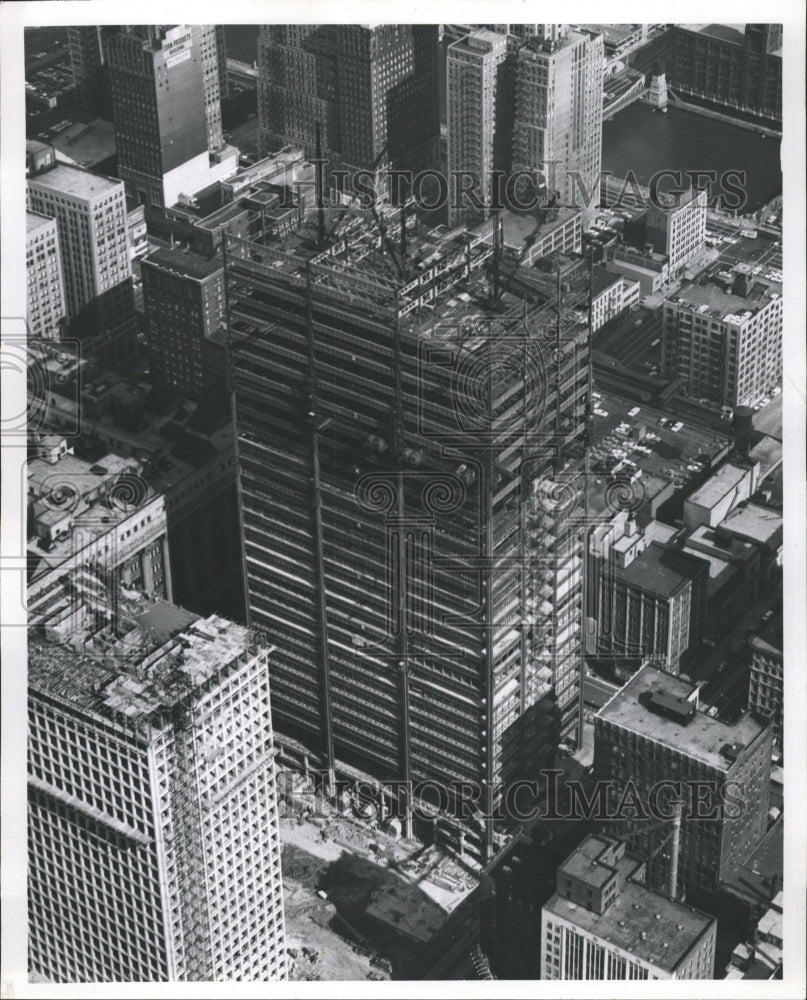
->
647 690 696 725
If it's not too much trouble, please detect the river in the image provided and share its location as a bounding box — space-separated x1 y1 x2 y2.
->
603 103 782 213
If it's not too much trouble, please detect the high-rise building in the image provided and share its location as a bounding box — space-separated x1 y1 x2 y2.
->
28 592 287 982
643 185 707 276
594 665 773 898
661 266 782 409
26 211 66 340
141 244 227 401
27 163 137 366
257 24 440 176
540 834 717 980
225 213 591 862
107 25 237 208
446 29 512 226
512 28 604 226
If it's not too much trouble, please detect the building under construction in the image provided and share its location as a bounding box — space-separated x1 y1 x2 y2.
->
27 580 287 982
226 203 593 862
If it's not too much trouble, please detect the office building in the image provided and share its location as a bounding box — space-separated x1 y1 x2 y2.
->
661 265 782 409
141 244 227 402
107 25 237 209
257 24 440 176
512 28 604 226
595 532 709 676
446 29 512 226
28 592 287 982
26 440 172 608
747 614 783 751
26 211 66 340
27 163 137 366
594 665 773 898
226 213 591 862
644 185 707 276
671 24 782 124
541 835 716 979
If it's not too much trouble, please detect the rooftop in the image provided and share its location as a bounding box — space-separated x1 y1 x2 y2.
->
26 210 55 234
667 273 781 322
28 162 123 201
29 586 259 730
718 502 782 548
142 243 223 281
545 872 714 971
618 541 706 598
687 462 751 509
749 612 783 656
597 664 769 770
49 119 116 169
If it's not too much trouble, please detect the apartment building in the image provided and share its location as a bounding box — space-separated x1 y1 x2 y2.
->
661 266 782 409
512 28 604 226
541 835 716 979
226 213 591 861
594 665 773 898
26 211 66 340
27 163 137 366
28 593 287 982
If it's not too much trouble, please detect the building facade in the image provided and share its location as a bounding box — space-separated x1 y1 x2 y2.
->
141 244 227 401
446 29 512 226
226 215 591 861
257 24 440 177
645 185 707 276
541 835 717 979
747 616 783 752
661 267 782 409
28 601 287 982
26 212 66 341
594 665 773 899
107 25 236 208
512 28 604 226
27 163 137 367
671 23 782 124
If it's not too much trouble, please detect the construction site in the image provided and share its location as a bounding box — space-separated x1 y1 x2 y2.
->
277 774 481 981
226 187 595 866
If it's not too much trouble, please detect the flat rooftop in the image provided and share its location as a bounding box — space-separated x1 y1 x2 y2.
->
142 243 222 280
558 834 639 889
50 119 116 169
619 542 706 598
28 162 123 200
668 274 781 321
597 664 768 770
544 875 714 972
27 210 55 234
687 462 749 509
719 502 782 547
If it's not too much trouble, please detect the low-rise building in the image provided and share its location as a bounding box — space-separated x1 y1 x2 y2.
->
605 245 669 298
683 461 758 530
725 891 783 980
591 266 641 331
541 834 717 979
661 267 782 410
682 525 760 634
717 502 783 585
